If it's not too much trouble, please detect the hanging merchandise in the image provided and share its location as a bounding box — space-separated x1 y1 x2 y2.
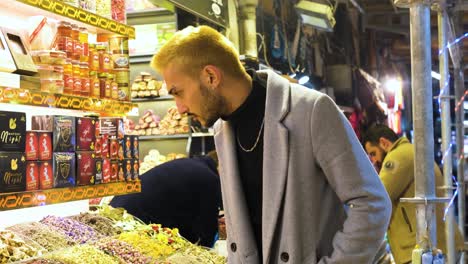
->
111 0 127 24
96 0 112 19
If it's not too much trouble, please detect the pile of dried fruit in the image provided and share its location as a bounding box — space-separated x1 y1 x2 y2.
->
7 222 75 252
0 230 42 263
40 216 103 244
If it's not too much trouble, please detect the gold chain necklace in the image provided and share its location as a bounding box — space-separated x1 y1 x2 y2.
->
236 118 265 152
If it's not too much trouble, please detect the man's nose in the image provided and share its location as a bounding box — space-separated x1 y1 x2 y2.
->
175 100 188 114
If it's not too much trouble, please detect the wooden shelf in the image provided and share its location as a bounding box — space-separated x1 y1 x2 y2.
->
0 73 138 116
132 95 174 102
0 181 141 211
2 0 135 38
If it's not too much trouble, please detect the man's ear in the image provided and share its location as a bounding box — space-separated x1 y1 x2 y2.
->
379 137 392 151
202 65 222 89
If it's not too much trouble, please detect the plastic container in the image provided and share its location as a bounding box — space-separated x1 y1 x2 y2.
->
71 24 82 61
41 79 64 93
31 50 66 65
79 27 89 62
63 58 73 94
88 44 100 71
56 21 73 57
80 62 90 78
37 65 64 80
97 44 113 73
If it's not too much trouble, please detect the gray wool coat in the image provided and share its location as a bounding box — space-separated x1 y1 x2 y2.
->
213 70 391 264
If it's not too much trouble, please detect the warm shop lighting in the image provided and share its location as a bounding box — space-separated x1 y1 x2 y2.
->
295 0 336 32
383 78 402 93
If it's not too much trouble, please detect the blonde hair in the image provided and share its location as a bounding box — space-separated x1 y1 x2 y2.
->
151 25 247 79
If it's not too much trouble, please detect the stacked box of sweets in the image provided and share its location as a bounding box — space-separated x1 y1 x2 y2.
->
31 115 105 187
99 117 139 182
0 111 27 193
32 115 77 188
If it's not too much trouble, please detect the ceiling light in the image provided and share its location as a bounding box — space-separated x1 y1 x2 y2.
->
295 0 336 32
383 78 402 92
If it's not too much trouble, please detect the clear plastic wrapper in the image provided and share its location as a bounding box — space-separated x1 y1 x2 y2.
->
31 50 66 65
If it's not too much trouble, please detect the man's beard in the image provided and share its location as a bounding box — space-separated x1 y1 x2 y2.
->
197 83 226 127
375 147 388 173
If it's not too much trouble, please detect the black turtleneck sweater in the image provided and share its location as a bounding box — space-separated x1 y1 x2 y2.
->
222 71 266 259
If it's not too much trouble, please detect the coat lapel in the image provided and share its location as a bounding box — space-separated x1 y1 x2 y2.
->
214 121 259 260
258 71 290 263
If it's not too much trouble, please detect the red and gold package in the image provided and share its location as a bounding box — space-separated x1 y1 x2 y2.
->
110 160 118 182
102 158 111 183
77 152 96 186
101 134 109 158
132 136 139 159
95 136 102 158
117 160 125 181
26 161 39 191
38 132 52 160
39 161 53 190
109 137 119 160
95 159 103 184
132 159 139 181
76 117 97 151
123 159 132 181
25 131 38 161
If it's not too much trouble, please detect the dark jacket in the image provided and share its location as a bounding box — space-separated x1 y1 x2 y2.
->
110 156 221 247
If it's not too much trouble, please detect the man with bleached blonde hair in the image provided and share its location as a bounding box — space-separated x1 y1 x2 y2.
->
151 25 391 264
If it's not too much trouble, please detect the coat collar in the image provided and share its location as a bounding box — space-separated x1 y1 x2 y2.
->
214 70 291 263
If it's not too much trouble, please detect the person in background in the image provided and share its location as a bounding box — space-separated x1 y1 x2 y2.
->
362 124 464 264
150 25 391 263
110 151 221 247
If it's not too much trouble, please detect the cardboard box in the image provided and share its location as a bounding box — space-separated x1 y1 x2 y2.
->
76 152 95 186
0 30 17 73
99 117 124 139
0 111 26 152
110 160 118 182
102 158 110 183
39 160 53 190
117 160 125 181
132 136 139 159
25 131 38 161
32 115 76 152
95 159 103 184
123 159 132 182
76 117 97 151
109 137 119 160
122 136 132 159
53 153 75 188
101 134 109 158
95 136 102 158
132 159 139 181
26 161 39 191
0 152 26 193
53 116 76 152
1 27 37 75
38 132 52 160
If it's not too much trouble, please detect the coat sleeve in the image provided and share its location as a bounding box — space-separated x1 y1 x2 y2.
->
310 95 392 264
379 153 413 202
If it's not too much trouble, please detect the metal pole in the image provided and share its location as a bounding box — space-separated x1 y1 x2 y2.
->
238 0 258 58
438 5 455 263
453 8 466 264
410 1 437 250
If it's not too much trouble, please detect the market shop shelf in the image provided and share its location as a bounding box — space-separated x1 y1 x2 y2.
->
131 95 174 102
3 0 135 38
139 134 190 140
0 181 141 211
0 86 138 116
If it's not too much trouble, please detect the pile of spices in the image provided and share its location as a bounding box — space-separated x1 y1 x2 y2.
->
94 237 151 264
70 212 122 236
0 230 42 263
45 245 121 264
40 215 103 244
7 222 75 252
